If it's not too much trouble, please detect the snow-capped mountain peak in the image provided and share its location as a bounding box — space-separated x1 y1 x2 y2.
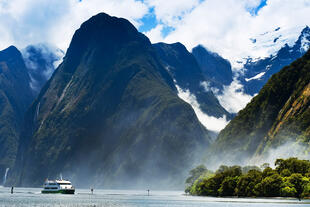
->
297 26 310 53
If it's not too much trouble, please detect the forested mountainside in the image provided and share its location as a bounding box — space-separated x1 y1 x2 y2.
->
10 13 212 189
0 46 33 180
210 49 310 165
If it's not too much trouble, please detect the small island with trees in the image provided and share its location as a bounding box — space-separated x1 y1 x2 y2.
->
185 158 310 199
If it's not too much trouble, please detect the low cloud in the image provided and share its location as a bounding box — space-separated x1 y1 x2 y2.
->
175 85 229 132
146 0 310 63
200 79 253 114
250 141 310 168
215 79 253 114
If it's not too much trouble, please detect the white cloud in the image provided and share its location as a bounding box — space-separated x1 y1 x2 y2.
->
0 0 148 51
200 79 253 114
175 85 229 132
144 0 200 26
146 0 310 64
144 24 164 43
215 78 253 114
1 0 309 65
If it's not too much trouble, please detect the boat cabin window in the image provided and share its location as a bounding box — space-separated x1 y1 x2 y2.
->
59 183 71 185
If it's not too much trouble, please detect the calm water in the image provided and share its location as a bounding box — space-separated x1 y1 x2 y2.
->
1 187 310 207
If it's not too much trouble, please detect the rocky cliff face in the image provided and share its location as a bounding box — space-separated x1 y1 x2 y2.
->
12 13 212 189
0 46 33 181
153 42 231 119
192 45 233 90
210 49 310 165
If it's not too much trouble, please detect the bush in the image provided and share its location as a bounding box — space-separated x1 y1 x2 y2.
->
186 157 310 199
281 186 297 197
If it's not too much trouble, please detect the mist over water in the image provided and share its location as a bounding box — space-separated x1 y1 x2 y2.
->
0 187 309 207
203 139 310 172
251 141 310 168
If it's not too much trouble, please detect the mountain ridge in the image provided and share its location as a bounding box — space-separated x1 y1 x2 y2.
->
10 13 212 189
0 46 34 181
209 49 310 165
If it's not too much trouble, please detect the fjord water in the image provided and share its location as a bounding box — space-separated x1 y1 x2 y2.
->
1 187 310 207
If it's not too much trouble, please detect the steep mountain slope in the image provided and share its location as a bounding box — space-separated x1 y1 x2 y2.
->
192 45 233 90
12 13 211 189
240 26 310 95
153 42 231 119
0 46 33 182
210 49 310 165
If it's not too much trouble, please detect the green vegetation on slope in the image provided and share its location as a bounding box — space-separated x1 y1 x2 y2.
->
0 46 33 177
210 49 310 164
186 158 310 199
11 13 211 189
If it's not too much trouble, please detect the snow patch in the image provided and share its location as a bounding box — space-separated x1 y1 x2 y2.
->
301 34 310 52
245 71 266 82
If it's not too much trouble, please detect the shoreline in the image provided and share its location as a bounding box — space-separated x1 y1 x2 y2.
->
2 187 310 204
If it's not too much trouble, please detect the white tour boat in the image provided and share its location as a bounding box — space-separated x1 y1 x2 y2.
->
41 179 75 194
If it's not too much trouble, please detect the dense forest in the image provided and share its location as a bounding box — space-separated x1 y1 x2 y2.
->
186 158 310 199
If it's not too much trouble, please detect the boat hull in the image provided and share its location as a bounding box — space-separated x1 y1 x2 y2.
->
41 189 75 194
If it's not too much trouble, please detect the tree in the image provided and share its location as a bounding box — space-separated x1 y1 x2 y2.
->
185 164 208 186
260 173 283 197
281 186 297 197
185 165 214 194
275 158 310 175
236 169 262 197
218 176 238 196
260 163 270 170
288 173 309 199
196 177 219 196
262 167 276 178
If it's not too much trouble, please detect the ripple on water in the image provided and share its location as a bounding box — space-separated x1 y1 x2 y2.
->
0 188 310 207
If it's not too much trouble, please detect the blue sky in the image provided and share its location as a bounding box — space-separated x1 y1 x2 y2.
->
138 0 269 37
0 0 308 130
250 0 267 15
0 0 309 62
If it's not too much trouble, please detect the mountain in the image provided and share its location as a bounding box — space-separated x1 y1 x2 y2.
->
153 42 231 119
10 13 212 189
0 46 34 183
192 45 233 90
210 49 310 165
23 44 64 95
240 26 310 96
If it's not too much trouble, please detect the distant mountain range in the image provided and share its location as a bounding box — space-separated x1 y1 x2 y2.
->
210 49 310 166
8 13 212 189
239 26 310 96
192 45 233 89
0 12 309 188
153 42 231 119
